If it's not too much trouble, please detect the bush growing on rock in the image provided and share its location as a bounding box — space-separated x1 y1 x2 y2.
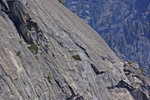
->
28 44 39 54
47 73 52 82
127 61 133 64
16 51 21 57
58 0 64 5
140 68 144 74
72 54 82 61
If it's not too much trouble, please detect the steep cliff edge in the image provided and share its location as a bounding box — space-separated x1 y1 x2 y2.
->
0 0 149 100
63 0 150 77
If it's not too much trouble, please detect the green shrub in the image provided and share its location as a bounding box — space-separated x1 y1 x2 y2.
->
58 0 64 5
47 73 52 82
19 40 23 44
72 54 82 61
127 61 133 64
25 2 29 7
28 44 39 54
35 56 39 61
140 68 144 73
16 51 21 57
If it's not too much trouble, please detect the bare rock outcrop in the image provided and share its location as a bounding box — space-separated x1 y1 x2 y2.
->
0 0 149 100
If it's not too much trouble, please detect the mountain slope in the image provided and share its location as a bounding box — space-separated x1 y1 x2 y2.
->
63 0 150 77
0 0 149 100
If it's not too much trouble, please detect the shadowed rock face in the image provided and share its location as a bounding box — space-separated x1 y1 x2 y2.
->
0 0 149 100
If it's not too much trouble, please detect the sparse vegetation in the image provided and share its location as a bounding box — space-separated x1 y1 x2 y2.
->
19 40 23 44
16 51 21 57
140 68 144 73
134 88 138 94
58 0 65 5
28 44 39 54
72 54 82 61
47 73 52 82
123 63 127 67
37 43 41 46
35 56 39 61
25 2 29 7
127 61 133 64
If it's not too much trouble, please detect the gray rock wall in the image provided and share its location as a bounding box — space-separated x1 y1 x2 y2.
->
63 0 150 77
0 0 149 100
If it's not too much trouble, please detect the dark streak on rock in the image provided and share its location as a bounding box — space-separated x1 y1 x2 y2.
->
91 64 106 75
74 42 90 58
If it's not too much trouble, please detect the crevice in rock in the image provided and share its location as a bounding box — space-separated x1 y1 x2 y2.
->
55 80 61 89
6 0 32 43
0 0 9 14
1 0 42 44
55 80 83 100
101 56 107 61
123 69 132 75
74 42 90 58
132 89 149 100
66 86 84 100
75 95 84 100
66 85 77 100
107 80 149 100
54 79 68 97
91 64 105 75
107 80 133 91
0 75 14 95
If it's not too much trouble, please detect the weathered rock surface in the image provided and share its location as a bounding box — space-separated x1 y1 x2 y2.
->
63 0 150 78
0 0 149 100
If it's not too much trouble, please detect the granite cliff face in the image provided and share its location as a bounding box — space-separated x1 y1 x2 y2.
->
63 0 150 77
0 0 149 100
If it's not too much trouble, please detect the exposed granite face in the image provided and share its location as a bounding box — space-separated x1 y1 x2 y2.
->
63 0 150 78
0 0 149 100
